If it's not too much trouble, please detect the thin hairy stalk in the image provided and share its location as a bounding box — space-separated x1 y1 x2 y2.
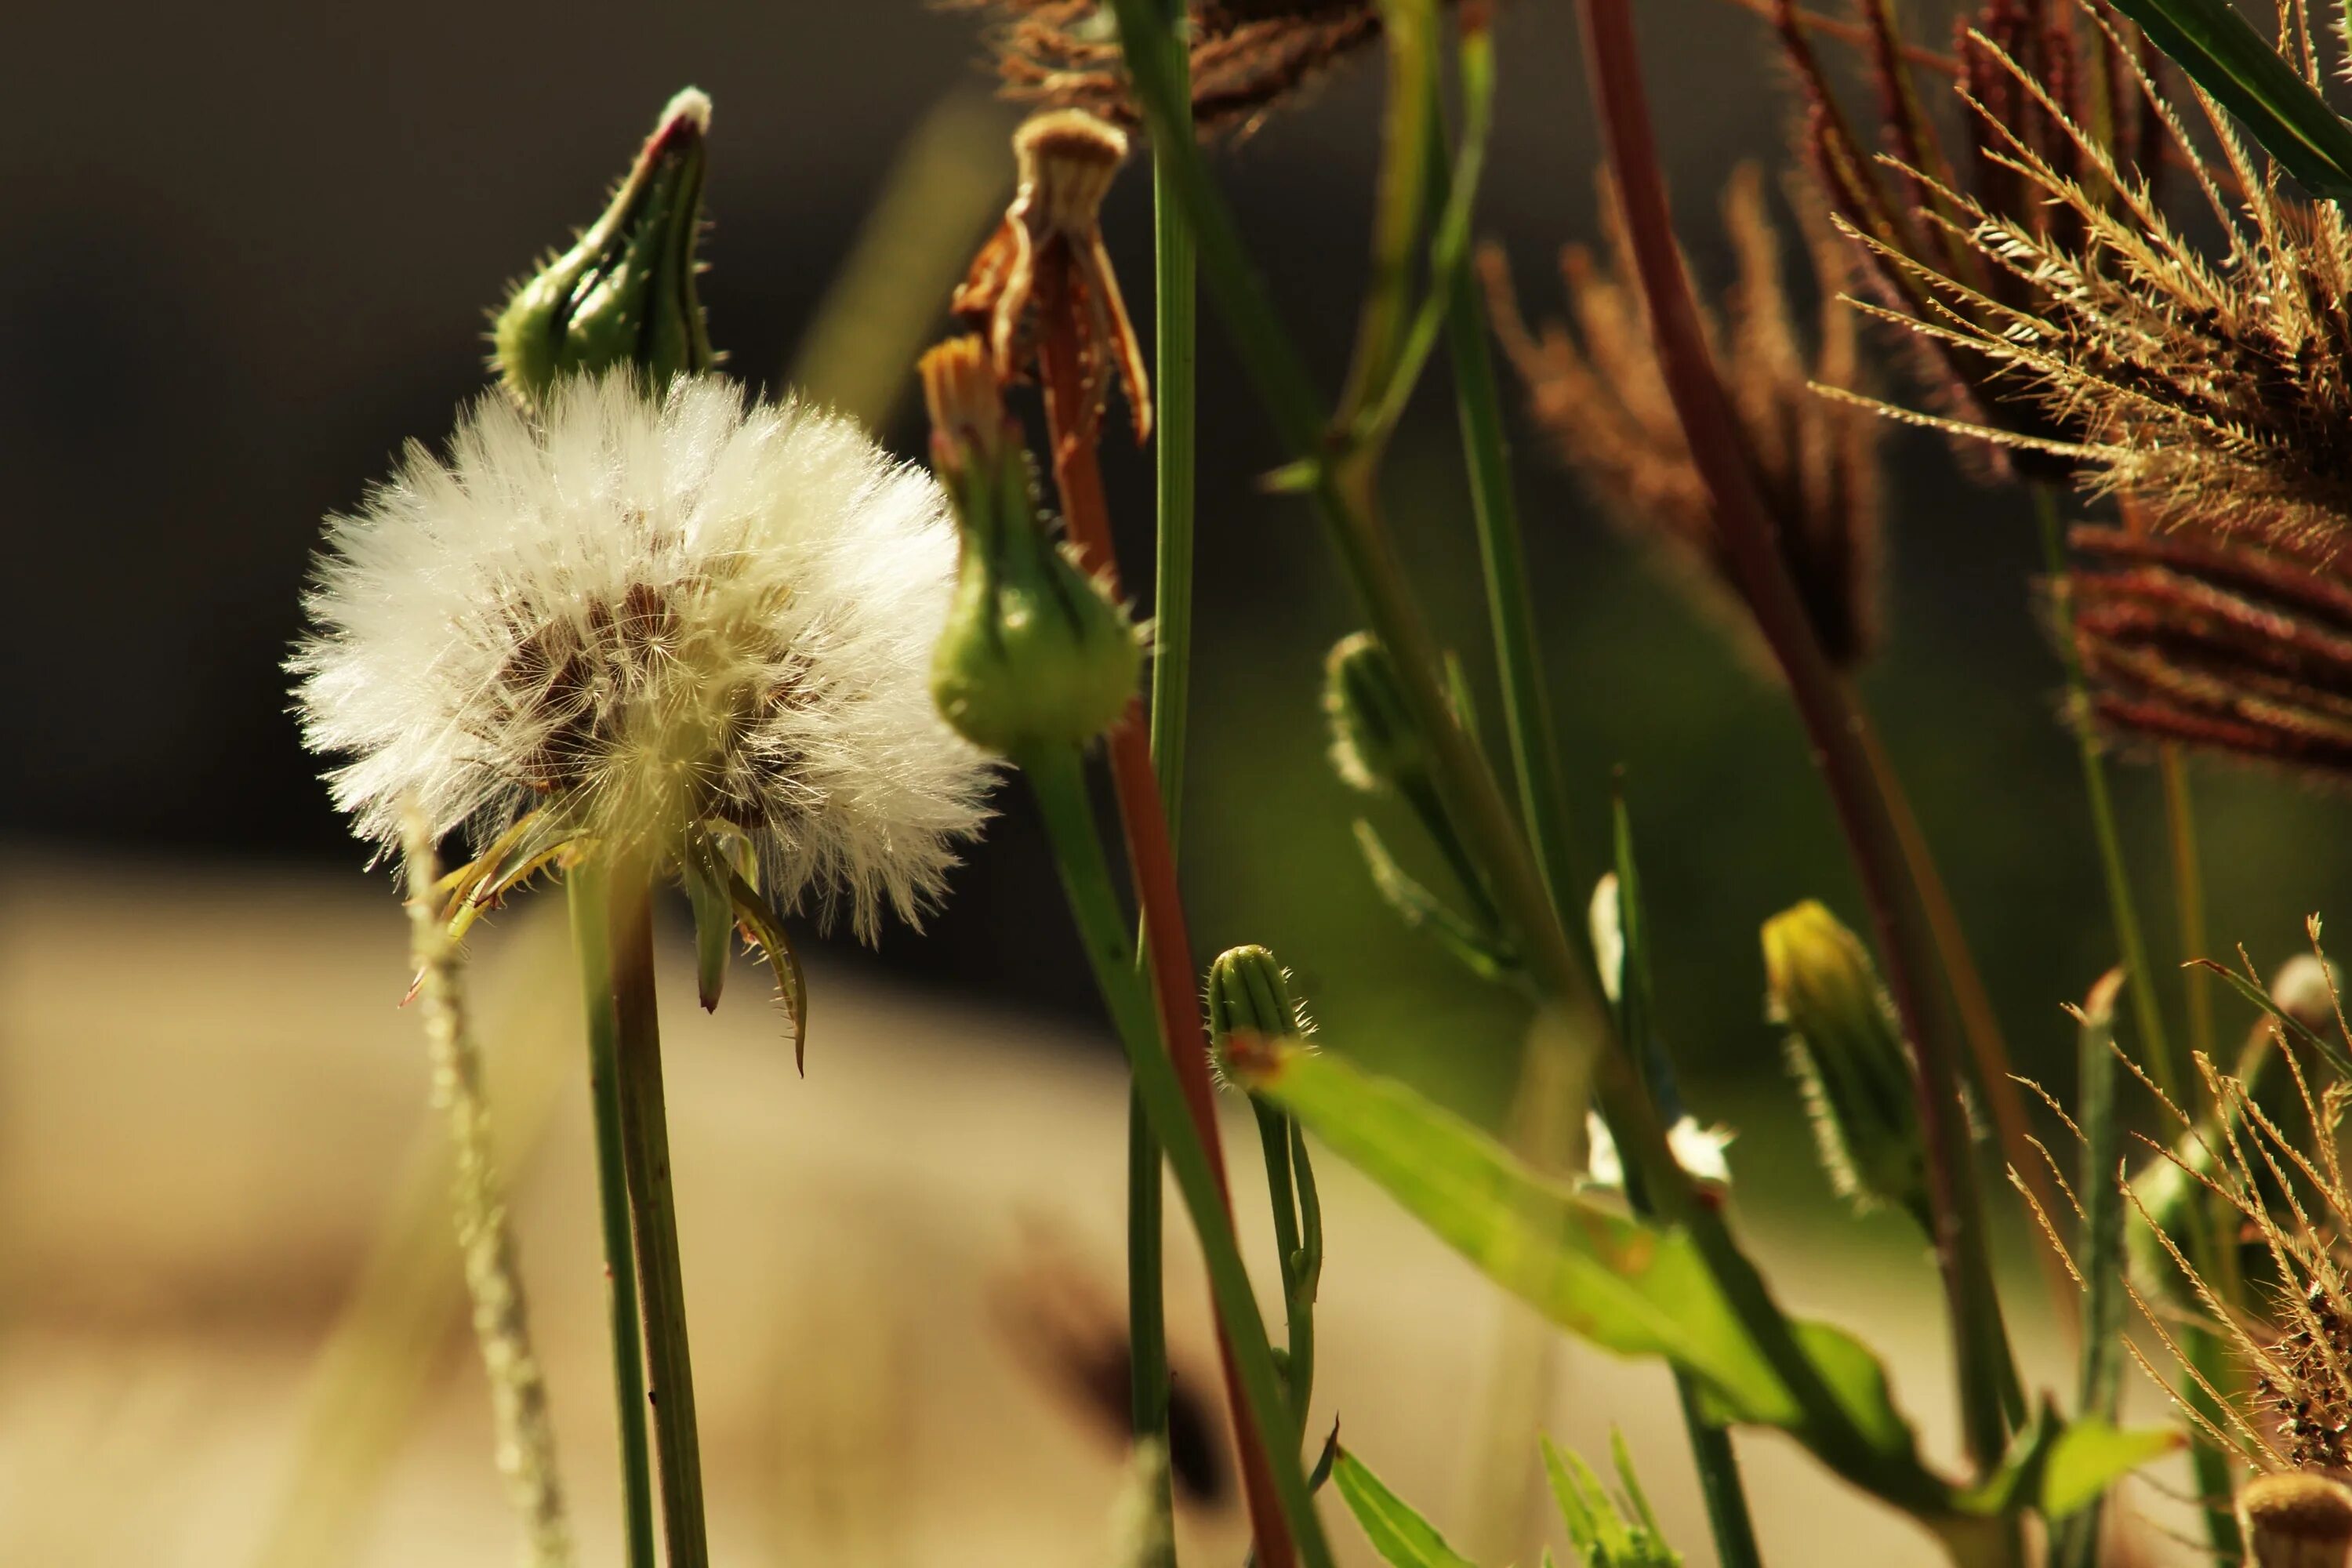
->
1102 0 1948 1508
1034 205 1295 1568
2034 488 2241 1558
1128 9 1196 1555
1579 0 2019 1479
1022 746 1337 1568
405 826 571 1566
1852 699 2077 1330
565 866 657 1568
604 868 709 1568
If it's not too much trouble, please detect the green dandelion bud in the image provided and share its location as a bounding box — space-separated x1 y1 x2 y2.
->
1762 900 1929 1228
922 335 1141 754
1207 944 1312 1076
1323 633 1425 797
492 87 716 408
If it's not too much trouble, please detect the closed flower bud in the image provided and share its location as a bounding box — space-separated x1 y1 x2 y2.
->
2240 1473 2352 1568
1762 900 1929 1226
492 88 716 409
923 336 1141 754
1207 944 1312 1073
1323 633 1425 797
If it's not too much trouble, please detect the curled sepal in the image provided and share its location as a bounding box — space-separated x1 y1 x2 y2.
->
491 87 717 409
1351 820 1518 983
437 809 583 944
678 828 737 1013
719 864 809 1072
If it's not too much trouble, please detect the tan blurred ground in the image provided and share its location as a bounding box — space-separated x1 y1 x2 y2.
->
0 851 2103 1566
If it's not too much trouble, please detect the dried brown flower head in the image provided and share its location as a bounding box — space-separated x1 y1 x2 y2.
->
948 0 1413 136
2065 522 2352 782
1824 23 2352 550
953 108 1151 448
1770 0 2163 477
1483 166 1883 670
2241 1472 2352 1568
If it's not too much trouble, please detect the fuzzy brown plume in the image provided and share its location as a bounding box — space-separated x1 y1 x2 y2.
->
1769 0 2163 481
1824 14 2352 552
1482 166 1883 671
2067 523 2352 782
946 0 1410 136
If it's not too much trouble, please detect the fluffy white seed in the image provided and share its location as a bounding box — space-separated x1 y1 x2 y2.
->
293 372 995 941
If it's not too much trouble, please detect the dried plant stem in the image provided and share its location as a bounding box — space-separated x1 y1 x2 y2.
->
405 826 572 1568
1036 252 1297 1568
565 865 658 1568
604 867 710 1568
1022 746 1338 1568
1578 0 2019 1482
1101 0 1947 1515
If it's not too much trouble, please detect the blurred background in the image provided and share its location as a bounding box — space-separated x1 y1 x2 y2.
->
0 0 2332 1562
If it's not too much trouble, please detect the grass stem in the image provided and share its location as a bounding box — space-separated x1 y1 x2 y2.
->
565 865 657 1568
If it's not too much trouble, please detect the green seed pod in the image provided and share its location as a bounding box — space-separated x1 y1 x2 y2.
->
491 87 716 408
1323 632 1425 796
1762 900 1930 1228
922 336 1140 754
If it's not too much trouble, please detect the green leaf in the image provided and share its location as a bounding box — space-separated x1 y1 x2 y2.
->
2106 0 2352 200
1542 1434 1681 1568
2190 955 2352 1076
1963 1401 2180 1521
1330 1449 1481 1568
724 868 809 1071
1351 820 1519 981
1232 1042 1915 1454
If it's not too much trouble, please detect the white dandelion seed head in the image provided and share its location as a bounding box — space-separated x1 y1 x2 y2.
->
292 371 996 942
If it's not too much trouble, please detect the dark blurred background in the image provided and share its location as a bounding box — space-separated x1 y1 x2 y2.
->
5 0 2347 1139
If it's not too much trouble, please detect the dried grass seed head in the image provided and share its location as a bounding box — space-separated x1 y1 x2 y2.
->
293 371 995 941
949 0 1400 138
1483 165 1884 670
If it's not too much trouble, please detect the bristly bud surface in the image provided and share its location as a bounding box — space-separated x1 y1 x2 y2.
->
1762 899 1930 1226
1207 944 1314 1075
922 336 1142 753
492 88 716 409
1322 632 1426 797
1484 167 1883 671
2065 522 2352 782
2239 1472 2352 1568
954 108 1151 446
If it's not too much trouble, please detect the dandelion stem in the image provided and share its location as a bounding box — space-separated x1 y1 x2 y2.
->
566 866 657 1568
1021 745 1337 1568
604 867 710 1568
1577 0 2019 1479
2055 975 2124 1568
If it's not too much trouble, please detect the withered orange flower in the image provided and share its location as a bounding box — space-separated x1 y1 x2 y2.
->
953 109 1151 448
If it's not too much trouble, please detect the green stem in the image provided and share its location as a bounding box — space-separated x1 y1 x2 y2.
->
1022 746 1337 1568
1101 0 1949 1514
1252 1102 1316 1431
2056 977 2124 1568
604 867 709 1568
1127 5 1194 1555
567 866 657 1568
2034 488 2241 1559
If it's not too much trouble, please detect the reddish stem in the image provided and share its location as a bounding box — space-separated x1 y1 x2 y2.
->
1035 261 1298 1568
